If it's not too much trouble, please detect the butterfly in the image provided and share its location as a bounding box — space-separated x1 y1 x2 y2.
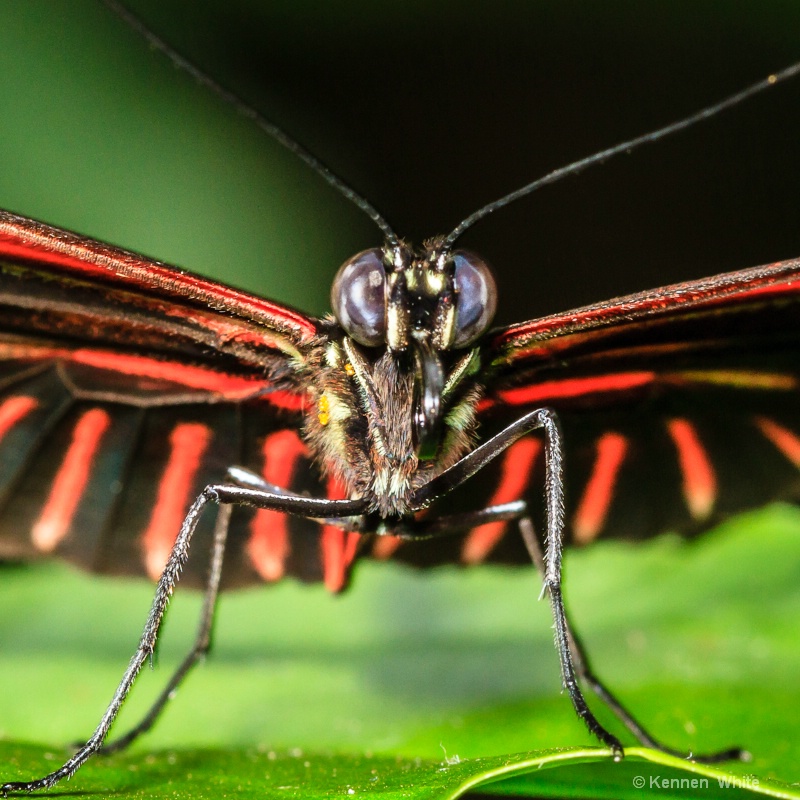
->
0 2 798 793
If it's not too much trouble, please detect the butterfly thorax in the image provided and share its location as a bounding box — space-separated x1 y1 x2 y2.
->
305 336 485 516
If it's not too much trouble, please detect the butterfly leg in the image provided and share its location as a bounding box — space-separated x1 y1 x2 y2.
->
0 482 366 795
517 517 746 763
390 499 742 762
413 407 624 758
97 501 233 754
385 500 528 539
98 465 364 753
416 408 745 762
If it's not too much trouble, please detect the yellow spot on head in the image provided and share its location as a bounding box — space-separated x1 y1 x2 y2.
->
344 362 355 377
318 394 331 426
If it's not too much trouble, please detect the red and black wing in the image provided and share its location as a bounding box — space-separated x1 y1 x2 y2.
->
383 258 800 567
0 211 356 591
4 209 799 583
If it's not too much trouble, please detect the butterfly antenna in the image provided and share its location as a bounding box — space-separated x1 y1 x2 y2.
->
101 0 399 248
445 61 800 249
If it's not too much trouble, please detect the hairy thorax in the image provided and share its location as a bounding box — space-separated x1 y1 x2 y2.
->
304 335 484 517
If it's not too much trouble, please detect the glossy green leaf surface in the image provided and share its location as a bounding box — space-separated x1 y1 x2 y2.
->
1 505 799 797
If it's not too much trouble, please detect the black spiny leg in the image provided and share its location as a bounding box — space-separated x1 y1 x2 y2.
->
412 406 746 762
1 483 367 795
518 517 747 763
98 501 233 753
99 467 348 755
412 407 624 757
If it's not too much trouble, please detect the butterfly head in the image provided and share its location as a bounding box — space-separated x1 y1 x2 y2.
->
331 240 497 460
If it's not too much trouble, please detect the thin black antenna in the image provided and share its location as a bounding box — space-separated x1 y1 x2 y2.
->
101 0 399 248
444 62 800 249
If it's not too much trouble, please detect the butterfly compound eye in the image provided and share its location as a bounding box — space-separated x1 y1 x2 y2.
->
451 250 498 347
331 248 387 347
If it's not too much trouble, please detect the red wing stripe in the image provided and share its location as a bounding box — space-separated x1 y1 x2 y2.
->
462 438 541 564
0 212 317 341
755 416 800 468
483 369 797 412
247 430 308 581
142 422 212 580
489 371 656 408
573 432 629 544
666 418 716 520
492 258 800 351
31 408 111 552
71 350 265 398
0 342 305 405
321 476 359 593
0 396 38 441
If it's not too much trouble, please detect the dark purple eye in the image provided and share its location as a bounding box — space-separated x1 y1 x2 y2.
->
452 250 497 347
331 248 387 347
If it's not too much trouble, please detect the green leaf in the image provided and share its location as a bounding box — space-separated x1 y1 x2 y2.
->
1 505 799 797
2 746 800 799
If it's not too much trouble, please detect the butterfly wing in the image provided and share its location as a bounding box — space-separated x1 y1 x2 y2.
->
381 258 800 567
0 211 351 589
5 211 799 583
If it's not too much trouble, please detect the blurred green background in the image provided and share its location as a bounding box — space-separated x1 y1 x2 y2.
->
0 2 799 321
0 2 799 797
